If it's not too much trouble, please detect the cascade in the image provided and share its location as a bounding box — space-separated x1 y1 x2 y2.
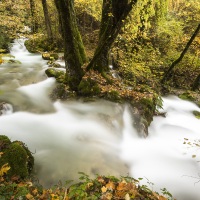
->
0 39 199 199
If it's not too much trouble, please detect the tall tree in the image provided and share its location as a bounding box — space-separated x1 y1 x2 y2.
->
54 0 86 91
87 0 138 73
161 23 200 83
42 0 53 40
54 0 137 90
29 0 39 33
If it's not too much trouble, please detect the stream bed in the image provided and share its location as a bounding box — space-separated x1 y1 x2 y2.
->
0 39 200 200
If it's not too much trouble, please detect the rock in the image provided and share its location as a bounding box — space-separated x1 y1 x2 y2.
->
48 62 63 68
0 102 13 115
45 68 66 83
7 59 21 64
0 135 34 179
42 53 59 60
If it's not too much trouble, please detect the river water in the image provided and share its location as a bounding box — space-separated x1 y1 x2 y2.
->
0 39 200 199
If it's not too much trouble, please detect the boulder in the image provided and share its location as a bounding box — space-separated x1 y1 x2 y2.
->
0 135 34 179
42 53 59 60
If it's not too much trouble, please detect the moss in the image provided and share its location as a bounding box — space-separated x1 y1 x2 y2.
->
7 59 21 64
139 97 157 125
24 36 63 53
42 53 59 60
78 78 101 96
105 90 121 102
0 49 9 53
179 92 195 101
13 141 34 174
45 68 66 83
0 27 10 52
0 135 11 149
0 136 34 179
1 143 28 178
193 111 200 119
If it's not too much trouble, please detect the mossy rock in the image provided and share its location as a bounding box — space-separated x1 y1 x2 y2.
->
179 92 195 101
0 135 11 149
7 59 21 64
193 111 200 119
137 97 157 125
0 135 34 179
45 68 66 83
105 90 121 102
78 78 101 96
42 53 59 60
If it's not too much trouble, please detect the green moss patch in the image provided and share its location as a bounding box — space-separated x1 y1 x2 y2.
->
179 92 195 101
78 78 101 96
45 68 66 83
0 135 34 179
193 111 200 119
24 35 63 53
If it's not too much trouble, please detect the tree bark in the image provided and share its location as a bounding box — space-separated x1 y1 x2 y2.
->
54 0 86 91
42 0 53 40
161 23 200 83
29 0 39 33
192 73 200 91
86 0 138 73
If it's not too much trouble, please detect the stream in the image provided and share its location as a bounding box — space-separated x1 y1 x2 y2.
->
0 39 200 200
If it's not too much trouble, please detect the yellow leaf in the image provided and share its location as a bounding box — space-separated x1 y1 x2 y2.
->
32 188 38 195
0 163 10 176
105 192 113 199
51 194 59 200
87 182 93 188
117 181 127 191
106 181 115 190
26 193 34 200
125 193 130 200
101 186 107 193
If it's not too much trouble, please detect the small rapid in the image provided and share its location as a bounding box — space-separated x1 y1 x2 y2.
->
0 39 200 199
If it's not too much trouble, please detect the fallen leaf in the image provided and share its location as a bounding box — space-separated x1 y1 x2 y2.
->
101 186 107 193
117 181 127 191
32 188 38 195
106 181 115 191
125 193 130 200
26 193 34 200
0 163 10 176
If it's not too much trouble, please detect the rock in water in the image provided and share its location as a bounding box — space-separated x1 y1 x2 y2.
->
0 102 13 115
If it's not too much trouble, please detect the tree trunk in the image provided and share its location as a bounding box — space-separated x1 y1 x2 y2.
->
29 0 39 33
86 0 138 73
161 23 200 83
54 0 86 91
42 0 53 40
192 73 200 91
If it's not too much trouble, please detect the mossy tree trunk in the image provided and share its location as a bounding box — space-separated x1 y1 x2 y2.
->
54 0 86 91
29 0 39 33
86 0 138 73
42 0 53 41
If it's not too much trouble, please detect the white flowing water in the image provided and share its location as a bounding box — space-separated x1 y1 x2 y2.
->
0 39 200 199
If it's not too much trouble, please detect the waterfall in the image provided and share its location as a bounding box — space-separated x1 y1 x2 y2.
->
0 39 200 199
